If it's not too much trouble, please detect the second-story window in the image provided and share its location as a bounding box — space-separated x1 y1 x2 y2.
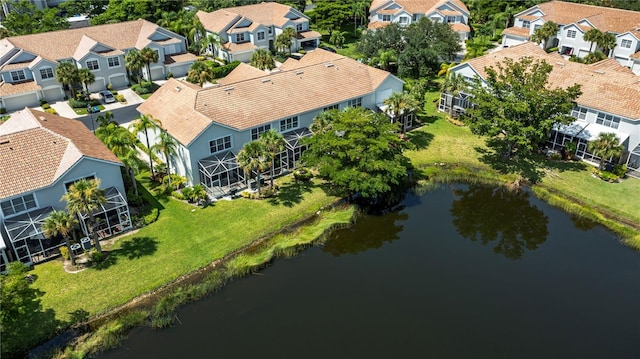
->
86 59 99 70
447 16 457 23
567 29 577 39
522 20 530 28
257 31 265 41
381 14 391 21
399 16 409 24
107 57 120 68
621 39 632 48
251 124 271 140
10 70 26 81
236 33 246 43
296 23 303 31
347 97 362 108
39 67 54 79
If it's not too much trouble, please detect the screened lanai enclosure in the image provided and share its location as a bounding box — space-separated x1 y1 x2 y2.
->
78 187 132 241
3 206 62 265
198 128 312 198
547 121 629 164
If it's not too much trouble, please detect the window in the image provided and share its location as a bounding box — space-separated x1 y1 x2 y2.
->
399 16 409 24
209 135 232 153
40 67 54 80
534 24 541 31
268 27 272 34
596 113 621 129
381 14 391 22
236 33 246 43
447 16 457 23
323 104 339 111
279 116 298 132
64 175 96 191
251 124 271 140
522 20 530 29
621 39 632 48
347 97 362 108
10 70 25 81
257 31 265 41
571 107 587 120
86 59 99 70
567 30 577 39
107 56 120 68
0 194 37 217
296 23 303 31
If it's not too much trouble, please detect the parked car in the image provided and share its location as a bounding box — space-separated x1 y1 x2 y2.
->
100 91 116 104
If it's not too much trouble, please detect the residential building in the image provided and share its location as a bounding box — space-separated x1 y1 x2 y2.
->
439 42 640 177
0 19 196 112
368 0 471 41
501 1 640 75
137 49 404 198
0 109 131 270
196 2 321 63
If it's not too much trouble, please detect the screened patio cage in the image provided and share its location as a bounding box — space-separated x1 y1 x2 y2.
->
199 150 246 198
78 187 132 241
547 121 630 165
3 206 63 264
282 127 312 170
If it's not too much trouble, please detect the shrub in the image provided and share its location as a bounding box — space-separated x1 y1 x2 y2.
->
143 208 160 225
127 193 144 207
115 94 125 103
106 83 113 91
88 249 105 264
293 168 313 181
298 49 306 54
166 72 174 79
59 246 70 260
207 60 220 68
597 170 619 182
44 108 58 115
41 103 51 109
39 99 48 105
211 61 241 78
0 107 7 114
546 47 558 53
69 99 88 108
162 174 187 190
196 56 206 61
171 190 185 200
549 152 562 161
89 99 100 106
110 90 118 95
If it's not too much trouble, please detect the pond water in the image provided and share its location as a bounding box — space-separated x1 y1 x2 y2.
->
101 184 640 359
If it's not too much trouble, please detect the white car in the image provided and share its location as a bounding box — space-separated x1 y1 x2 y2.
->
100 91 116 104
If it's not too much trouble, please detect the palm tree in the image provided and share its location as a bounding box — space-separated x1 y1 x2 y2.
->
330 31 346 49
250 49 275 70
130 114 162 178
437 62 456 77
187 61 215 87
530 21 558 49
96 111 115 127
275 33 291 55
277 27 297 55
200 33 220 56
597 32 616 57
260 130 286 188
440 72 467 118
125 49 145 83
384 92 418 134
140 47 159 82
62 179 107 253
152 131 178 187
310 110 336 135
55 62 80 98
42 210 79 266
584 28 603 54
237 141 270 194
588 132 624 170
77 68 95 94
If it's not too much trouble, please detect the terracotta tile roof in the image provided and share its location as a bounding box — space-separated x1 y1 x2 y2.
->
217 63 266 85
631 50 640 59
459 42 640 120
196 10 241 34
368 21 390 30
502 26 531 38
519 15 538 21
221 41 257 53
440 10 461 16
0 62 29 71
379 9 401 15
138 50 395 145
297 30 322 40
2 19 176 63
164 52 197 65
156 38 181 45
0 80 41 96
372 0 469 16
0 109 120 199
450 23 470 32
370 0 391 12
523 1 640 34
198 2 304 33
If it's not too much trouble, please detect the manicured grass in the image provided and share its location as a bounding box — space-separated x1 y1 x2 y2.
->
73 105 105 115
32 177 340 324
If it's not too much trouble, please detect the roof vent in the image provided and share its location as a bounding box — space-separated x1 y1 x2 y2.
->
262 78 271 83
223 86 234 91
295 70 304 75
594 70 605 74
0 139 9 145
175 86 181 92
555 61 565 66
325 63 334 68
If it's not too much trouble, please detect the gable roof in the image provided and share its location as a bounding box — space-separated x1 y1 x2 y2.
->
371 0 469 15
0 19 180 64
0 109 121 199
197 2 305 33
518 1 640 35
137 49 395 146
458 42 640 121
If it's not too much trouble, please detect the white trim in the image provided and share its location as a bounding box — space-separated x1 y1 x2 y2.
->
107 56 121 68
86 58 100 71
208 135 233 154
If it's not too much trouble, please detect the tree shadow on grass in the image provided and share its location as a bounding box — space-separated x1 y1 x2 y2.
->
268 180 314 207
405 130 434 151
91 236 158 270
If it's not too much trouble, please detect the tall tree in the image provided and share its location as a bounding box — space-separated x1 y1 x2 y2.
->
583 28 603 54
260 129 286 188
186 61 215 86
588 132 624 170
465 57 582 160
42 210 79 266
440 72 468 118
95 122 142 195
597 32 617 57
77 68 96 93
152 131 179 187
55 62 80 98
90 0 184 25
250 49 276 70
62 178 107 253
303 107 411 200
383 92 418 134
530 21 558 49
330 31 346 49
140 47 160 82
313 0 350 37
237 140 270 194
2 0 68 35
130 114 162 178
125 49 145 83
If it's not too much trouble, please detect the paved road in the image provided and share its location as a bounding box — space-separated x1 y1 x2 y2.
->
76 103 142 131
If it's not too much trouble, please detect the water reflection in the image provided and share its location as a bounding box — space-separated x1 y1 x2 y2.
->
322 207 408 256
450 185 548 259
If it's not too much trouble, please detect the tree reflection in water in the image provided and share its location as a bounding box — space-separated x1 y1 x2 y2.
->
450 184 549 259
322 207 409 256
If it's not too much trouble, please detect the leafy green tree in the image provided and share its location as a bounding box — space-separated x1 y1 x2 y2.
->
200 33 221 56
237 140 270 194
250 49 276 70
597 32 616 56
152 131 179 187
464 35 493 60
313 0 350 37
357 23 405 59
330 31 346 49
62 178 107 253
2 0 69 35
530 21 558 49
130 114 162 178
383 92 419 134
464 57 582 160
42 210 79 266
440 72 468 118
96 110 116 127
275 27 297 55
90 0 184 25
140 47 160 82
125 49 145 83
59 0 108 19
310 109 337 135
582 51 607 64
187 61 215 86
95 122 143 195
588 132 624 170
371 49 397 72
55 62 80 98
260 129 286 188
584 28 603 54
77 68 96 93
303 107 411 200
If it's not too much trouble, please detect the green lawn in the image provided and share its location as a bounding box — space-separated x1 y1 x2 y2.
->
33 177 339 323
73 105 105 115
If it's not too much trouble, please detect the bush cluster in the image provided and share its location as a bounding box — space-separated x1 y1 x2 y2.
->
131 82 159 95
143 208 160 225
69 99 100 108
